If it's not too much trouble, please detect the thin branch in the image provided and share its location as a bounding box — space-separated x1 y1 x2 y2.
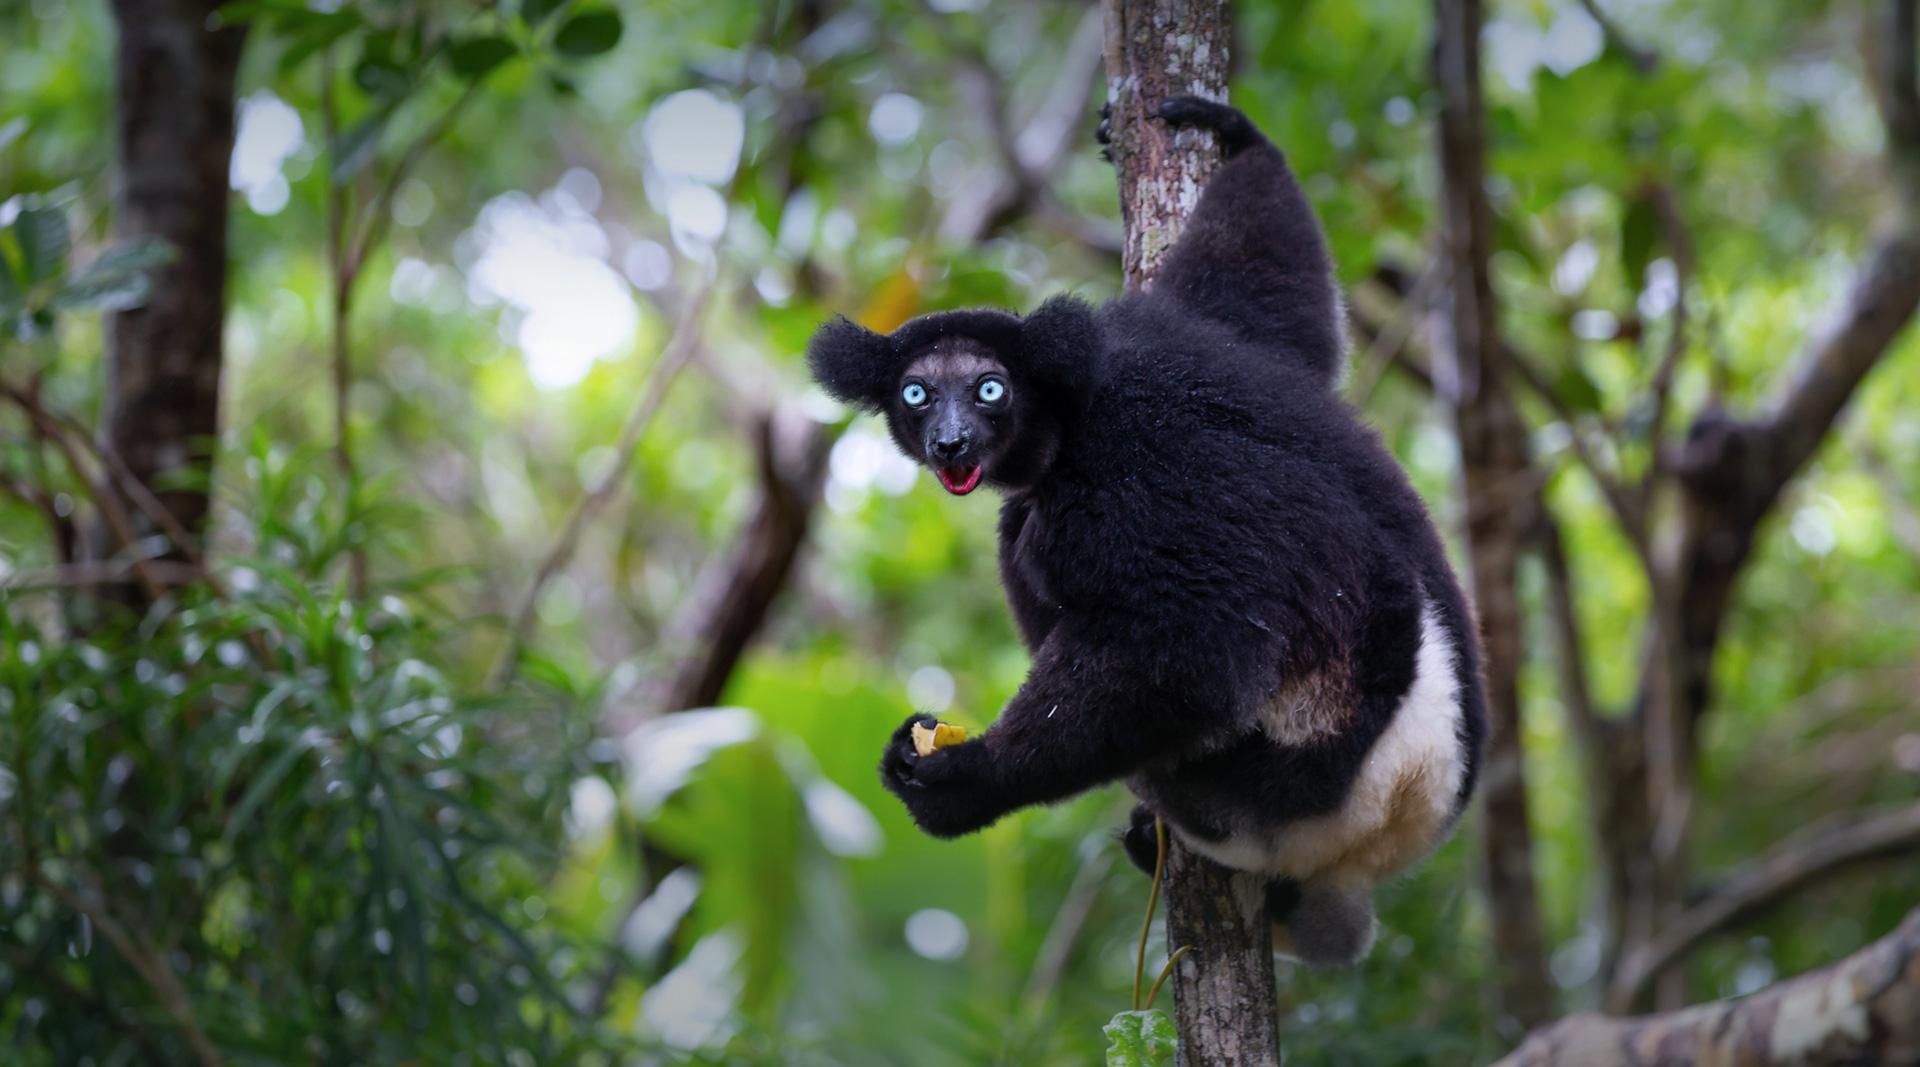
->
31 869 225 1067
0 467 77 564
1507 348 1649 558
2 559 202 593
933 4 1106 243
319 48 367 598
346 81 483 281
490 283 715 687
1013 7 1107 177
1346 267 1439 402
1609 800 1920 1010
1018 845 1116 1013
1574 0 1659 74
4 386 276 651
0 942 164 1057
0 381 164 602
1532 509 1610 768
1637 180 1696 500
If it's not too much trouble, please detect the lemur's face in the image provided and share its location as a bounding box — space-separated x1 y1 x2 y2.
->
889 338 1026 496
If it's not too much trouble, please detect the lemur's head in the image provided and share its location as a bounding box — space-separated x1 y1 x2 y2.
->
807 298 1096 495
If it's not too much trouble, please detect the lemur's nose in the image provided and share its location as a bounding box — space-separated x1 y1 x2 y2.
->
930 437 965 463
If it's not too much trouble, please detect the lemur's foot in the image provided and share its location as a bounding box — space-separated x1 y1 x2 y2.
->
1096 100 1114 163
1156 95 1263 156
1120 803 1159 874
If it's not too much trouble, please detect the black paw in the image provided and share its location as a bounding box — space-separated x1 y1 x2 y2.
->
1121 804 1160 875
1265 878 1302 922
878 714 1003 839
1096 101 1114 162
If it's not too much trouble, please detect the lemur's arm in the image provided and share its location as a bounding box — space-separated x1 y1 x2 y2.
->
995 495 1060 651
882 616 1246 838
1151 97 1343 382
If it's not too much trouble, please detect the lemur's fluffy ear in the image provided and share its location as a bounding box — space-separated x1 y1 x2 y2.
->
807 316 898 410
1021 296 1099 387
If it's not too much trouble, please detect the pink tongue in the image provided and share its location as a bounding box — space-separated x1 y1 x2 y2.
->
938 465 982 495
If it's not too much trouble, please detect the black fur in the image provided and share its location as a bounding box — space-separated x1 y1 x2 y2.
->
810 99 1487 916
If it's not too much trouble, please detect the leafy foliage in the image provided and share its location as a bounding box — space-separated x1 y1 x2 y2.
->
1104 1009 1178 1067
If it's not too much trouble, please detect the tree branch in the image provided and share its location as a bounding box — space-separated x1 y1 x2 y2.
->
490 283 714 687
1 380 166 602
31 868 225 1067
1637 180 1696 500
1609 800 1920 1011
1654 0 1920 749
1499 907 1920 1067
934 4 1106 244
1573 0 1659 75
603 407 835 735
1431 0 1558 1029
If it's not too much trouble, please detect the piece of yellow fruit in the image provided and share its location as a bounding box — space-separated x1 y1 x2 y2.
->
910 721 969 758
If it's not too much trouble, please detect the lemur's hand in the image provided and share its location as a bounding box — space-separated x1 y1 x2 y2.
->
880 713 1004 838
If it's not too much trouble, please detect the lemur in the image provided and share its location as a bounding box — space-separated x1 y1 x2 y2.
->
807 97 1485 966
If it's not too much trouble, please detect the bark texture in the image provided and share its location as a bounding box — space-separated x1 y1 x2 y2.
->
1497 908 1920 1067
99 0 244 582
1430 0 1558 1032
1160 839 1282 1066
1102 0 1236 283
1101 3 1280 1064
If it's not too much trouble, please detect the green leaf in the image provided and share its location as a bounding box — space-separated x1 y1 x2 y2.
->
330 105 395 184
54 238 176 312
1620 194 1659 294
275 11 361 75
1104 1009 1178 1067
222 736 315 845
553 8 622 57
353 55 411 98
15 205 69 284
546 71 579 97
0 241 20 311
1554 359 1607 414
519 0 568 26
0 116 28 153
449 36 519 79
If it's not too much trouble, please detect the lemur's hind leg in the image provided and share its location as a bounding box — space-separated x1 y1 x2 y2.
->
1147 95 1344 382
1271 877 1377 968
1154 95 1263 155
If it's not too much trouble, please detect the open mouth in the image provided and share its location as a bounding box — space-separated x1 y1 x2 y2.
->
936 464 983 495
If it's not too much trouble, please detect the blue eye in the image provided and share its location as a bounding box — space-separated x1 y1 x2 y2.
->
977 378 1006 403
902 383 928 406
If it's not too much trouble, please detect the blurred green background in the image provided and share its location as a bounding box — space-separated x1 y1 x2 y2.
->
3 0 1918 1064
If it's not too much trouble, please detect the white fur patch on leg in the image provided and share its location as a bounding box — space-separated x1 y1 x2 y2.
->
1183 598 1467 885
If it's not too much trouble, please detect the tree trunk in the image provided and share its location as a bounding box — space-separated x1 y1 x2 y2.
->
1101 3 1281 1064
1430 0 1558 1033
98 0 244 589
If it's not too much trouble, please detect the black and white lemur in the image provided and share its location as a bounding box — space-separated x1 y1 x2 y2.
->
807 97 1486 967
